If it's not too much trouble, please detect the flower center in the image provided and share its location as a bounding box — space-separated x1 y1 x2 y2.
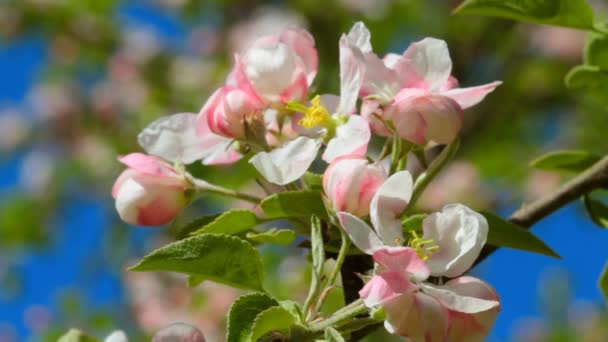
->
298 95 331 129
408 231 439 261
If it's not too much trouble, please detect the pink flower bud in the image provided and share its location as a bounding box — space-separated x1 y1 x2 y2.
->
385 90 463 145
323 157 386 217
199 85 264 139
111 153 189 226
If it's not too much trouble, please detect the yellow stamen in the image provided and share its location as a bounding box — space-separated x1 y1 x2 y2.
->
408 231 439 261
298 95 331 129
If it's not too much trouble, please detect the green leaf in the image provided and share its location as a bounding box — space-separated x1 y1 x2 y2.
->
530 150 600 173
129 234 265 290
246 228 296 246
454 0 596 30
58 329 100 342
325 327 346 342
279 300 304 324
248 306 296 341
565 65 608 89
172 214 220 239
191 210 259 236
402 213 427 233
303 172 323 191
227 292 279 342
482 211 561 258
583 194 608 228
599 261 608 301
585 33 608 69
261 191 328 219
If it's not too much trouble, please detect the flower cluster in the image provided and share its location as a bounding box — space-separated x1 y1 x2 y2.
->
112 21 501 341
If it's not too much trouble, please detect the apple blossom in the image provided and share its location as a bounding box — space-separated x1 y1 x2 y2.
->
105 330 128 342
240 27 317 104
112 153 190 226
341 22 501 144
323 157 387 217
357 246 499 342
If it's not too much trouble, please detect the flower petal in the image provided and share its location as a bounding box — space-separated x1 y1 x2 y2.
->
249 136 320 185
138 113 208 164
421 283 499 314
337 211 384 254
359 271 417 308
403 37 452 92
322 115 371 163
117 153 177 177
445 276 500 342
343 21 372 53
423 204 488 277
336 26 367 115
441 81 502 109
370 171 413 245
383 291 449 342
372 247 430 281
279 28 318 85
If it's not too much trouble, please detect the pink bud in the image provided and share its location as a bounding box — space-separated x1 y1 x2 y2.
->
112 153 189 226
323 157 386 217
199 85 263 139
386 90 463 145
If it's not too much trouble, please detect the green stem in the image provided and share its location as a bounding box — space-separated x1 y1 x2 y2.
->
303 216 325 320
390 135 402 174
316 227 351 311
308 299 368 333
404 138 460 216
190 177 263 203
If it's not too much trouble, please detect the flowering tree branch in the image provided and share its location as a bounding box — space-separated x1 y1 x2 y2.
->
474 155 608 266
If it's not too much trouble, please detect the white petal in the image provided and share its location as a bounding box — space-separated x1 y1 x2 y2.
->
249 136 320 185
337 211 384 254
423 204 488 277
336 32 365 115
421 283 499 314
138 113 208 164
344 21 372 53
383 291 449 342
370 171 413 246
105 330 128 342
441 81 502 109
403 38 452 92
322 116 371 163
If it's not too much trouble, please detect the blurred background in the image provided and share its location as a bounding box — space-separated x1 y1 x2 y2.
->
0 0 607 341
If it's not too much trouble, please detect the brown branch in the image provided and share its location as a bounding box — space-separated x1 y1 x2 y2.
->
474 155 608 266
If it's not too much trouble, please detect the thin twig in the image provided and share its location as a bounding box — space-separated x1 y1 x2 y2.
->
474 155 608 266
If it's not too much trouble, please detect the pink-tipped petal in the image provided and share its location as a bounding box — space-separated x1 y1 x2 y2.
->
337 211 384 254
372 247 430 281
370 171 413 246
441 81 502 109
117 153 177 177
421 282 499 314
383 291 449 342
322 115 371 163
279 27 318 84
445 276 500 342
402 37 452 92
359 271 417 307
